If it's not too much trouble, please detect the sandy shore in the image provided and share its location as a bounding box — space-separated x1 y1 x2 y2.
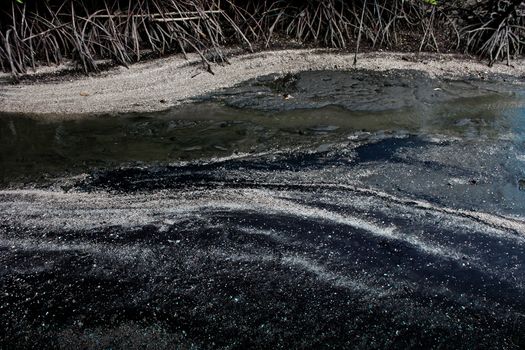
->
1 49 524 117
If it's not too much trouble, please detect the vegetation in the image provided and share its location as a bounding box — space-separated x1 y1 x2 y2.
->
0 0 524 79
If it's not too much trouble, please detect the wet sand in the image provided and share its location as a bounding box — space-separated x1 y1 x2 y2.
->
1 49 525 117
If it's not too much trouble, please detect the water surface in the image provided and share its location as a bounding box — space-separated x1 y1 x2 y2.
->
1 70 525 349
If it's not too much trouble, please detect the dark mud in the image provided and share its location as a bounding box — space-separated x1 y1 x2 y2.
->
200 70 520 112
1 70 525 349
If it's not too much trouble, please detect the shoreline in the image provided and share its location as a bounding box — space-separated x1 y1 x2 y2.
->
1 49 525 118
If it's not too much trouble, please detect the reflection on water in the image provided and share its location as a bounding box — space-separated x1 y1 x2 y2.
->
1 86 524 185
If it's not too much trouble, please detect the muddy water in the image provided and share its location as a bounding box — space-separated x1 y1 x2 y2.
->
1 76 524 185
1 70 525 349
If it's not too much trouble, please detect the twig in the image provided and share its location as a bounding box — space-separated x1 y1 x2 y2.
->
354 0 367 66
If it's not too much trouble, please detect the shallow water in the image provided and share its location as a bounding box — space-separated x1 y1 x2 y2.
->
1 70 525 349
1 75 524 185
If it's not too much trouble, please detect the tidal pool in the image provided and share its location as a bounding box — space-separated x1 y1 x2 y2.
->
1 70 525 349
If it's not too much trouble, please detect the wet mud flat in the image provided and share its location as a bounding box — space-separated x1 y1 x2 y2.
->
1 70 525 349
